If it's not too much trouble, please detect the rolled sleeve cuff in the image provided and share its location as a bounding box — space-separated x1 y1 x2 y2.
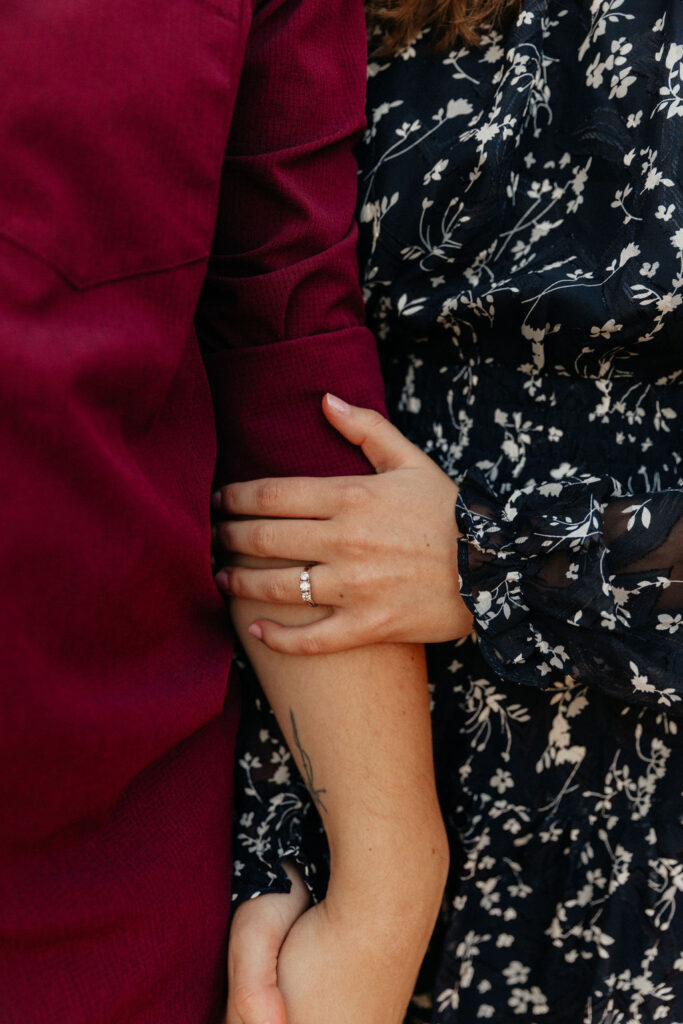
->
204 325 387 484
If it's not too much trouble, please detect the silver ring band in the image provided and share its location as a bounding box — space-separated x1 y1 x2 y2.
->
299 566 317 607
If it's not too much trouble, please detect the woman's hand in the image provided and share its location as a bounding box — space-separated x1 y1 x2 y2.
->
213 393 473 654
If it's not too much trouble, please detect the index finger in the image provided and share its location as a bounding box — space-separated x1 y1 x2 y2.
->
213 476 344 519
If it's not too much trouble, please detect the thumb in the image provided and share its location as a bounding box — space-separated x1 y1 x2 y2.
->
227 896 294 1024
227 922 287 1024
323 393 420 473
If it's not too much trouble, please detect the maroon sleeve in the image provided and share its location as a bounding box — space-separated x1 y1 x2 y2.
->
197 0 386 484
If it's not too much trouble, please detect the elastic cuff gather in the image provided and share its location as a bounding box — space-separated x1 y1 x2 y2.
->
455 469 614 683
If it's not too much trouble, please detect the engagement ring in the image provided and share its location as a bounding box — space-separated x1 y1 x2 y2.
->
299 566 317 607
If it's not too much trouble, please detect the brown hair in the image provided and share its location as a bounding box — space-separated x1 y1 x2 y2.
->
367 0 522 54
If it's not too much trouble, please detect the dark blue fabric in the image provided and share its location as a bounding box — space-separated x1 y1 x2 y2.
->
235 3 683 1020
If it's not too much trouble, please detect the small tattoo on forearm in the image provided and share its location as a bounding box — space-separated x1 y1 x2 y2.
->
290 709 328 813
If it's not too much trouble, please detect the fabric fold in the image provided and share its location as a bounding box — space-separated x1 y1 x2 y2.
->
456 470 683 714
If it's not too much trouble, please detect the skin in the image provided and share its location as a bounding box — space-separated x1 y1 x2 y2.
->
213 393 473 655
218 393 477 1020
225 864 310 1024
224 561 449 1024
227 861 446 1024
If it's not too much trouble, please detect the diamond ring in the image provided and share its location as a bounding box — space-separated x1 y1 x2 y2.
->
299 566 317 607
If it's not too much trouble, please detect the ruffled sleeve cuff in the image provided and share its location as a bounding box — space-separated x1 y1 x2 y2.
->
455 469 683 713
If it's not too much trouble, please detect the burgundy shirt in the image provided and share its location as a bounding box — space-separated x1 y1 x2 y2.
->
0 1 385 1020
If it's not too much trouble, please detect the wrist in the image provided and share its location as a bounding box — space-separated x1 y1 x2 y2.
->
321 842 448 979
325 816 449 924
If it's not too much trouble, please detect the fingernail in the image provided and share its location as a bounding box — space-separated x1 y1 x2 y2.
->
215 570 230 591
248 623 263 641
211 490 222 510
326 393 350 414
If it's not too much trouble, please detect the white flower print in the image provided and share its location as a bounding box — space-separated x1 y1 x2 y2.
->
656 613 682 634
490 767 515 793
653 43 683 119
503 961 530 986
507 986 549 1015
237 6 683 1024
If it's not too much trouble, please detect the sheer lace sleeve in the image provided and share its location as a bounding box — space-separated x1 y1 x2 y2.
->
231 653 328 907
456 470 683 713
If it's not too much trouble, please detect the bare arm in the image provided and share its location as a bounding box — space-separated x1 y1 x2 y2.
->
228 572 448 1024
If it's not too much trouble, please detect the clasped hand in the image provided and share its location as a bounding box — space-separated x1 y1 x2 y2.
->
213 394 473 654
226 858 446 1024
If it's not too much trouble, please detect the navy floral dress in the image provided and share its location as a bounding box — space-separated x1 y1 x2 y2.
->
234 2 683 1021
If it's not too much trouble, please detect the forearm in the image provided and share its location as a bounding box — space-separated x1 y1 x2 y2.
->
230 588 448 920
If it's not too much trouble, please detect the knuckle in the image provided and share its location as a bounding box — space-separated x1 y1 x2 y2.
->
341 482 371 510
250 522 274 555
217 522 233 550
333 526 369 562
365 409 386 431
346 562 366 590
299 632 322 656
221 485 237 513
228 569 245 597
265 576 287 602
232 984 262 1022
255 479 281 513
348 528 373 556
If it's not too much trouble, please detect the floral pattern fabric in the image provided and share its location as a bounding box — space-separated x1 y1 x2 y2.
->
234 2 683 1021
456 473 683 712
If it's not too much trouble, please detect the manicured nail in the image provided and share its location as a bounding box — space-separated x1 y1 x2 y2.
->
326 393 350 414
249 623 263 641
211 490 222 510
